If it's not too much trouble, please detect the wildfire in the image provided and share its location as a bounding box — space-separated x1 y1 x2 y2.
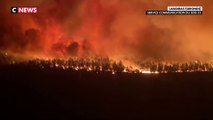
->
1 52 213 74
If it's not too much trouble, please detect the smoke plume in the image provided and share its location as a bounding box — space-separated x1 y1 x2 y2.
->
0 0 213 61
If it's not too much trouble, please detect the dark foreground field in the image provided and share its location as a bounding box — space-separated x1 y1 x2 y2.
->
1 66 213 120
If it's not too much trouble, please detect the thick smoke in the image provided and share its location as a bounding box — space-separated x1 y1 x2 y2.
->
0 0 213 61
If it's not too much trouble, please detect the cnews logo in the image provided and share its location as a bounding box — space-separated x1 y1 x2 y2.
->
11 7 37 14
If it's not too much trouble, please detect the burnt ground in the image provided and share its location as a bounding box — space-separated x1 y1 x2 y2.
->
0 65 213 120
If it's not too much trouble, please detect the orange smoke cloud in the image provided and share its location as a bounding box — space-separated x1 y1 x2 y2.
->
0 0 213 61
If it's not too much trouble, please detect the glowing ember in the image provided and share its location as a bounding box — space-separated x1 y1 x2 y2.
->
142 71 156 74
